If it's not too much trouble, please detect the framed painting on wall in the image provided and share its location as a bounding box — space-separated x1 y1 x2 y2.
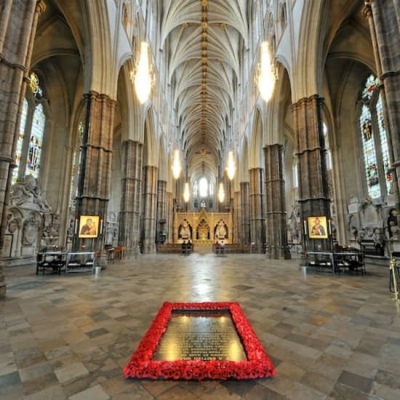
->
308 216 328 239
78 216 99 238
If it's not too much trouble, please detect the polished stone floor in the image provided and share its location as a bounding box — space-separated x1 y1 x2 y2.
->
1 250 400 400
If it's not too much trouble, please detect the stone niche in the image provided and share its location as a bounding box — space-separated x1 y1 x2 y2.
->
105 210 119 246
3 176 60 266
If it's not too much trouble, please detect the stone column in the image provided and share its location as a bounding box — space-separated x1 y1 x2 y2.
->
233 190 240 243
0 0 46 298
227 180 233 212
175 178 183 211
141 165 158 253
75 91 115 253
119 140 142 257
166 191 173 243
364 0 400 204
157 180 167 244
264 144 291 259
249 168 266 253
240 182 250 245
292 95 332 252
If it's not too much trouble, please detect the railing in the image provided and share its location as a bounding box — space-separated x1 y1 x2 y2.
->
304 249 365 275
36 251 96 275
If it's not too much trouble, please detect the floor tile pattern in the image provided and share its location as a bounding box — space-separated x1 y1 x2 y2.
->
1 251 400 399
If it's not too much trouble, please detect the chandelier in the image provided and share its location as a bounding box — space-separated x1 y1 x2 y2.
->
133 42 153 104
183 182 190 203
218 182 225 203
257 41 276 102
226 151 236 180
172 149 182 179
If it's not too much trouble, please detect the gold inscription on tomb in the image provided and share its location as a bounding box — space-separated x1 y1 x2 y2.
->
153 310 247 361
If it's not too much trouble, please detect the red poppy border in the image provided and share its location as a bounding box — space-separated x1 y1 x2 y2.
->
123 301 276 380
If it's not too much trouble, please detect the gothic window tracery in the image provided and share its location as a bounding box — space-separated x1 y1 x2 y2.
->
192 177 215 210
13 99 28 185
359 74 390 199
26 104 45 178
12 73 46 185
69 121 84 210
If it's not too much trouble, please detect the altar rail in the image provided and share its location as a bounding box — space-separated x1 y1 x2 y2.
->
212 244 251 254
156 243 251 254
157 244 193 254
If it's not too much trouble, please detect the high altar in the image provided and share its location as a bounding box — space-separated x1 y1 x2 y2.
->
174 209 232 247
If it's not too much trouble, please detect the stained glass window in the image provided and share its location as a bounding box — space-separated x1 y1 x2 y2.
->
376 96 391 193
323 123 332 170
359 74 390 198
69 122 84 209
12 99 28 184
12 73 47 184
199 178 208 198
29 72 43 98
362 74 378 101
293 162 298 188
25 104 45 178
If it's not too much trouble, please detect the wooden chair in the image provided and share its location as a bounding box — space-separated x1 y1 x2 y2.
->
120 246 127 259
114 246 122 260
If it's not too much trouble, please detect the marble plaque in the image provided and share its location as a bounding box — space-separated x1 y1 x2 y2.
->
153 309 247 361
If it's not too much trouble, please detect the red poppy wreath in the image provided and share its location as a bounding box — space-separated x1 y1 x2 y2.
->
123 301 275 381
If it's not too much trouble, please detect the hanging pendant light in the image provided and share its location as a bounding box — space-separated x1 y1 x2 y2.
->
257 41 276 102
183 182 190 203
134 42 152 104
226 151 236 180
218 182 225 203
172 149 182 179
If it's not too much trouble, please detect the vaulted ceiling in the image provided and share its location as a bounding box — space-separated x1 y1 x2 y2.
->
161 0 248 183
33 0 250 185
33 0 370 189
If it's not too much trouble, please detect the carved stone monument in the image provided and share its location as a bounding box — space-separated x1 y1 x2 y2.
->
4 175 59 265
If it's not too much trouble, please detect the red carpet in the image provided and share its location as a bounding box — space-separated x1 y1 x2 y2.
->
124 302 276 380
